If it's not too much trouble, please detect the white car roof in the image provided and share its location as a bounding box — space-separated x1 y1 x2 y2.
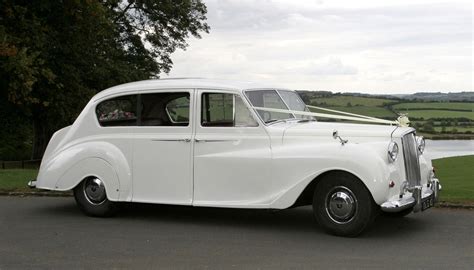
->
93 78 292 101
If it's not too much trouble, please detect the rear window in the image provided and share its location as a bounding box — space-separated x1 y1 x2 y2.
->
96 95 137 127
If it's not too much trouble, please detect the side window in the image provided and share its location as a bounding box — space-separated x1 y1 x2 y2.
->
140 92 190 126
201 93 258 127
96 95 137 127
165 96 190 124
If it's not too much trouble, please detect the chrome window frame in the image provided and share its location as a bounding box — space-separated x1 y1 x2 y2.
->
199 92 259 128
164 96 190 124
244 89 309 125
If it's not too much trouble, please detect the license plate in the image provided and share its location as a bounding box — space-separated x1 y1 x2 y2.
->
421 196 435 211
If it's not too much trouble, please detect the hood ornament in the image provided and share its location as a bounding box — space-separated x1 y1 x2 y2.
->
397 113 410 127
333 130 348 146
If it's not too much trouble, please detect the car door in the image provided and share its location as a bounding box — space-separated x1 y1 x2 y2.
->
193 89 273 208
132 89 194 204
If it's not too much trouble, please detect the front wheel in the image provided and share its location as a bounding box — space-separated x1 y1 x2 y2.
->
313 173 377 237
74 177 117 217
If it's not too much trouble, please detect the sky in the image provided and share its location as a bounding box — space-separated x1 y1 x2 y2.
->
160 0 473 94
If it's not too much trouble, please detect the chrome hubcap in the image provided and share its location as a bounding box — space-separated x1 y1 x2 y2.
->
83 177 106 205
325 186 357 224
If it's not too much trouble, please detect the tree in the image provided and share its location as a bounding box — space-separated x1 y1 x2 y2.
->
422 121 434 133
0 0 209 159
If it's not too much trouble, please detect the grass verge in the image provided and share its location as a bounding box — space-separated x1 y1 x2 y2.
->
432 155 474 204
0 169 38 192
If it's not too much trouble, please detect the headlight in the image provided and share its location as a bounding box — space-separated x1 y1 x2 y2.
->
416 136 425 154
388 141 399 162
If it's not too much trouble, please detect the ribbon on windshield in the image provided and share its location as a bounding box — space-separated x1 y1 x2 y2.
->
251 105 402 126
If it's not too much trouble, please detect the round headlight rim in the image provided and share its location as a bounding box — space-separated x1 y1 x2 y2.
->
388 141 399 162
417 136 426 154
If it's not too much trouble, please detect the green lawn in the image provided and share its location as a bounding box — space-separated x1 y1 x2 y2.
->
432 155 474 204
393 102 474 111
0 169 38 192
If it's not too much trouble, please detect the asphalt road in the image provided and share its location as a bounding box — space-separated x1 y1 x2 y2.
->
0 197 472 270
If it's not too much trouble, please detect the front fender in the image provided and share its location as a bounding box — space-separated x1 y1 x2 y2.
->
36 141 132 201
269 142 392 208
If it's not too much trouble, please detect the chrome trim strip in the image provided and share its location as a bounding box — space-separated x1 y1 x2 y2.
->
194 139 237 143
151 139 191 142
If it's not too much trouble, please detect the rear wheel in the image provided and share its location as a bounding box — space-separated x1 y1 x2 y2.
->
74 177 117 217
313 172 377 237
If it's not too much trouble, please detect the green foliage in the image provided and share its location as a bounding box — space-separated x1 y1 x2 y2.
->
0 99 32 160
312 95 397 107
0 0 210 159
422 121 434 132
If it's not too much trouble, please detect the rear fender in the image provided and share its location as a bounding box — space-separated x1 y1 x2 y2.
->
36 141 132 201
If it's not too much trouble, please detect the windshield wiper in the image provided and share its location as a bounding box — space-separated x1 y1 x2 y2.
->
267 119 292 125
297 118 317 123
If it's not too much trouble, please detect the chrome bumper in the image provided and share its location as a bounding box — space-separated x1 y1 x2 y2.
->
381 178 440 213
27 180 37 189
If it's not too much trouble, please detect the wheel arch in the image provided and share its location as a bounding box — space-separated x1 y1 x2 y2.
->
291 169 376 208
56 157 121 201
36 140 132 202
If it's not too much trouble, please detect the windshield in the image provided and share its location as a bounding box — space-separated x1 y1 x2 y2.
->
245 89 312 124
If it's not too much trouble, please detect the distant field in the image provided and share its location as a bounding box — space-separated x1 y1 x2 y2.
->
393 102 474 111
433 126 474 133
395 110 474 120
311 106 397 118
311 96 396 107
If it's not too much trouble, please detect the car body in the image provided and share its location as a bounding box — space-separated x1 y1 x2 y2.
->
30 78 440 236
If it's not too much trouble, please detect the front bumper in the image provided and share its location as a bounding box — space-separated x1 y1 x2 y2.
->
381 178 440 213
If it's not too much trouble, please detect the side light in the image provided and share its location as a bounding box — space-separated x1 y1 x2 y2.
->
388 141 399 162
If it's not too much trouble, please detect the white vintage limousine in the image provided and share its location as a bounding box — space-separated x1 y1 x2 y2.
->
29 78 440 236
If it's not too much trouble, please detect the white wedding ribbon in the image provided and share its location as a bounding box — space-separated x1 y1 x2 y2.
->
306 105 382 121
252 106 400 125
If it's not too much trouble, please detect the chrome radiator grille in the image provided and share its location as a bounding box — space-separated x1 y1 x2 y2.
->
402 132 421 187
